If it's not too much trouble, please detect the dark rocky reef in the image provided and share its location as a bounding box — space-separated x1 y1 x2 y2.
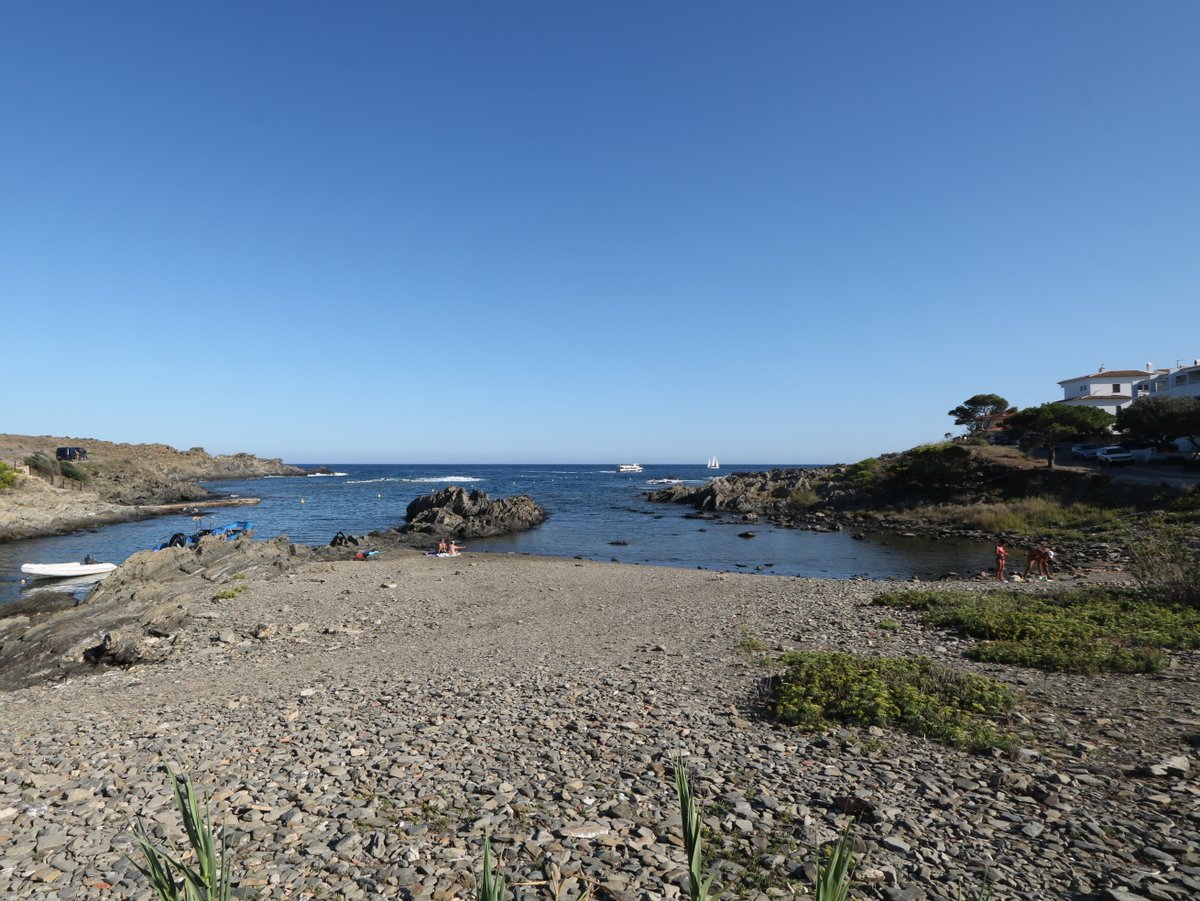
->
400 486 546 539
647 468 831 519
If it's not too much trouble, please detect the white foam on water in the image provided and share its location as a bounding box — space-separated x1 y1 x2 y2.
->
403 476 484 483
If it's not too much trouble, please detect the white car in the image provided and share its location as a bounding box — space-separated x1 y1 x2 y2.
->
1096 446 1133 465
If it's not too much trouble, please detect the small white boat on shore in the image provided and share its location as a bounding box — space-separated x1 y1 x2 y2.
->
617 463 644 473
20 561 118 580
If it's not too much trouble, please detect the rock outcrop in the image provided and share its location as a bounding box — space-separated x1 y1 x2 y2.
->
648 467 828 517
401 486 546 539
0 532 315 691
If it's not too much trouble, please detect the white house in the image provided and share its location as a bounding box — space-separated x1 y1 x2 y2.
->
1057 365 1155 417
1133 360 1200 401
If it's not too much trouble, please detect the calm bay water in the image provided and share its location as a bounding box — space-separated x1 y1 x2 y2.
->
0 463 993 605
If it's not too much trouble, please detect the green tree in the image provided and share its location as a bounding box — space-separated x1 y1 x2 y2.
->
1003 403 1114 468
1117 396 1200 451
948 394 1013 433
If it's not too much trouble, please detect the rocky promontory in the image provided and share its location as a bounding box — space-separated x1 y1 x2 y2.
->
0 434 305 540
394 485 547 540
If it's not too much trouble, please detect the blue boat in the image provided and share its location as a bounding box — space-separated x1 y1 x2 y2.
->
157 521 253 550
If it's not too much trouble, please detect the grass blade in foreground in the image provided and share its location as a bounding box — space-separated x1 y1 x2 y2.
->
673 754 716 901
477 832 507 901
814 822 856 901
129 767 232 901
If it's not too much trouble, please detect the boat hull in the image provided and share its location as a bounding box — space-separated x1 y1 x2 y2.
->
20 562 118 580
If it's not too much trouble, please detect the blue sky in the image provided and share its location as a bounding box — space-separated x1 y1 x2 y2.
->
2 2 1197 464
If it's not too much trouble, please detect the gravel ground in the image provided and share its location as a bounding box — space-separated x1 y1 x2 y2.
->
1 550 1197 901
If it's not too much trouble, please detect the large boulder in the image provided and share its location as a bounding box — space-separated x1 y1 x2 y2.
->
403 486 546 539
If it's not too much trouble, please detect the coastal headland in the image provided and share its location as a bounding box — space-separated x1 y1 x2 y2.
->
0 434 304 541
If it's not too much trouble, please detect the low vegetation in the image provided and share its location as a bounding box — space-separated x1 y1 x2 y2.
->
916 497 1125 535
770 651 1018 754
1127 519 1200 606
23 453 90 483
0 461 17 491
875 588 1200 673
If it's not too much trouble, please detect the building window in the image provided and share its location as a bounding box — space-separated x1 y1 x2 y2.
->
1177 375 1187 386
1112 383 1120 393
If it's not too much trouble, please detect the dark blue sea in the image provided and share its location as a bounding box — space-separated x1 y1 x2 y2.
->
0 463 992 606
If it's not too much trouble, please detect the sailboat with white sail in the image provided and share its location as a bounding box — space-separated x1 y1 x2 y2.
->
707 456 719 470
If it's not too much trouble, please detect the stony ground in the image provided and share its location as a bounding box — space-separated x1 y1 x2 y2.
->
1 551 1197 901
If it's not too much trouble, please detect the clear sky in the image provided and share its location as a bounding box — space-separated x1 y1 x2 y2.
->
2 2 1197 464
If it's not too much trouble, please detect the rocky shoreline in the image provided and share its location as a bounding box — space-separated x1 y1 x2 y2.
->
1 537 1197 901
647 468 1139 576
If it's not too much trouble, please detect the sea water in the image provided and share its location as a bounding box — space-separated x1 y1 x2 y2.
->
0 463 993 605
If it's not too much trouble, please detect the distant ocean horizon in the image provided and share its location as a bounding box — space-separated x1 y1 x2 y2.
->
0 462 992 605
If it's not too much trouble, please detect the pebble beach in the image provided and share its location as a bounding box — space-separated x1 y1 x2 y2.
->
1 550 1198 901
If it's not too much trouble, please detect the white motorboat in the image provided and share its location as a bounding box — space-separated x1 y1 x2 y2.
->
20 561 118 580
617 463 644 473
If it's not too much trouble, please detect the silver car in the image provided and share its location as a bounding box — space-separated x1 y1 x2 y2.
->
1096 446 1133 465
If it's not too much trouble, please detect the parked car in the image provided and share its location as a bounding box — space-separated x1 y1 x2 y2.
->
1070 443 1101 460
1096 446 1133 465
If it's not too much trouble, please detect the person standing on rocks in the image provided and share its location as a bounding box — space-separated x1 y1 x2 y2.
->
995 543 1008 581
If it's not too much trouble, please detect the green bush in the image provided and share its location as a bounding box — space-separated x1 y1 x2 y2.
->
789 487 820 509
771 651 1017 753
877 444 980 503
1127 521 1200 607
58 460 90 482
22 453 88 483
0 461 17 491
875 588 1200 673
844 457 878 487
24 453 56 478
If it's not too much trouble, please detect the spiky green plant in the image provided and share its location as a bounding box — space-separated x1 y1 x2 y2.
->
673 754 715 901
813 822 855 901
129 768 232 901
476 832 507 901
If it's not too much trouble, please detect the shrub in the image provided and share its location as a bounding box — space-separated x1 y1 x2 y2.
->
1127 520 1200 607
58 460 90 482
0 461 17 491
875 588 1200 673
770 651 1017 753
22 453 88 483
24 453 57 478
845 458 879 487
789 487 820 509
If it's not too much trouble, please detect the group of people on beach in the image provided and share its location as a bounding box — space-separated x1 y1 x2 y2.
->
436 538 462 557
994 543 1054 582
